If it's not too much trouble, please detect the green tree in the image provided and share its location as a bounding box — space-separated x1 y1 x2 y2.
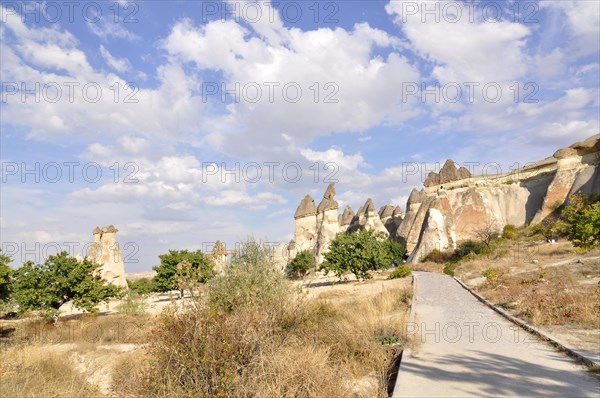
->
127 278 155 294
287 250 315 279
321 230 392 281
153 249 214 292
12 252 123 314
563 194 600 249
385 240 405 264
0 251 13 302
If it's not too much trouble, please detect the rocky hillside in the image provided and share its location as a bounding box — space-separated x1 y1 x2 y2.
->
402 134 599 262
291 134 599 264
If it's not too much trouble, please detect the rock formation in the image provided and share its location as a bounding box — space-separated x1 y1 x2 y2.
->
380 205 403 235
293 184 399 264
397 134 600 262
87 225 128 289
339 205 355 232
348 198 390 237
293 194 318 255
315 183 341 264
424 159 473 187
210 240 228 274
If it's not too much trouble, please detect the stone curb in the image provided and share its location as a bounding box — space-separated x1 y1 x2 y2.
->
454 276 600 369
391 273 418 397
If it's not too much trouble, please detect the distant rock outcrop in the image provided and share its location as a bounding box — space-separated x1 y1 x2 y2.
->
424 159 473 187
397 134 600 263
292 184 398 264
87 225 128 289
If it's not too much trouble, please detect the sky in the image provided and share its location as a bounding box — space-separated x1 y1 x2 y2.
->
1 0 599 272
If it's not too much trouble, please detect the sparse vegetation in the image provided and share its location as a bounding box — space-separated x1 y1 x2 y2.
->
118 239 411 397
502 224 518 240
388 265 412 279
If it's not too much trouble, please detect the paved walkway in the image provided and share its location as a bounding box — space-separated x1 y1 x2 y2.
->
393 272 599 397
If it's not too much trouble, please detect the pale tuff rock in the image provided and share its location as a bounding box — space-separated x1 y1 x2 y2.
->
408 194 457 263
349 198 389 237
393 206 404 219
315 183 341 264
317 183 339 212
380 205 402 235
339 206 355 232
87 225 128 289
294 195 317 219
399 134 599 263
210 240 228 274
379 205 395 221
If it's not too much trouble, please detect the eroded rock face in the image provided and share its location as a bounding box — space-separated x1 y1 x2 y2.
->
87 225 128 289
349 198 389 237
293 195 318 256
400 134 599 263
315 183 341 264
339 205 355 232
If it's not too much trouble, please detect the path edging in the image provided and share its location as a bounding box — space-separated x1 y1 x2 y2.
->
454 276 600 369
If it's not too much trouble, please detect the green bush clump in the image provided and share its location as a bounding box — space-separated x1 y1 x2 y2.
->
320 230 392 280
482 268 500 285
208 239 289 313
388 266 411 279
422 249 453 263
451 240 490 261
563 193 600 249
287 250 315 279
152 249 214 293
127 278 155 294
385 240 406 264
502 224 518 240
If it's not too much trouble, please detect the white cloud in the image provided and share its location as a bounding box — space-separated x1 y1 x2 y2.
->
386 0 531 83
99 45 131 72
540 1 600 57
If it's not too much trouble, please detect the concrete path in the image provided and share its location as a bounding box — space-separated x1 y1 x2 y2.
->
393 272 599 397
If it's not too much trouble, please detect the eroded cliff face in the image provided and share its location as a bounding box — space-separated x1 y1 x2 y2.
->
400 134 600 263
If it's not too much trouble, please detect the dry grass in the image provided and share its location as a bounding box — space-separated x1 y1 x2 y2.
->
0 345 103 398
477 266 600 329
118 285 411 398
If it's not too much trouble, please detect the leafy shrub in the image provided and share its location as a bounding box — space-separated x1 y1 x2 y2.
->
321 230 391 280
563 193 600 249
127 278 155 294
12 252 123 314
152 249 214 292
482 268 500 285
0 251 13 302
287 250 314 279
451 240 490 261
208 239 288 313
422 249 453 263
388 266 411 279
117 291 148 315
385 240 406 264
502 224 518 240
443 262 458 276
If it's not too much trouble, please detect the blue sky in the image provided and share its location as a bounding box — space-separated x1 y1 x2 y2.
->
1 0 599 271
